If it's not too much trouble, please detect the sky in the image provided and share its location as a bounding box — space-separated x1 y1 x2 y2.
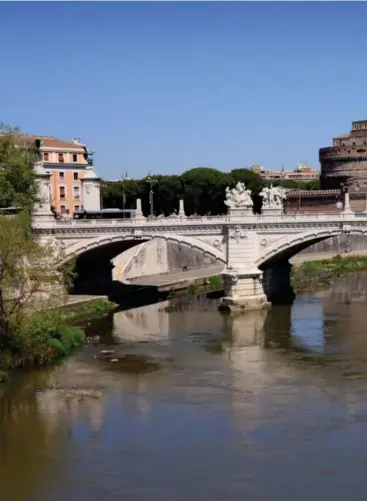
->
1 1 367 179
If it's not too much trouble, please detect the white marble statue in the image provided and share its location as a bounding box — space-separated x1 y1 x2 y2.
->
225 182 253 208
260 184 287 209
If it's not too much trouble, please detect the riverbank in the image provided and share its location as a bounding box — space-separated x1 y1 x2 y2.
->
292 254 367 292
0 298 117 383
173 255 367 297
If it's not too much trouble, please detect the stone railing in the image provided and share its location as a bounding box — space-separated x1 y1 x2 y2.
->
31 211 362 232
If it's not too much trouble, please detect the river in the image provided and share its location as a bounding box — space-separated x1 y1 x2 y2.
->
2 273 367 501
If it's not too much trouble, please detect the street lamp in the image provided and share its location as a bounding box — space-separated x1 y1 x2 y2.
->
121 170 128 217
146 173 157 218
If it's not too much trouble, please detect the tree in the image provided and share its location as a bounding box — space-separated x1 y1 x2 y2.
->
230 168 266 194
101 167 320 216
0 123 38 215
181 167 230 215
0 214 74 366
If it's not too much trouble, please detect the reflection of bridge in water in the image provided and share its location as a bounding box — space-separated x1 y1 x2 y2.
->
29 278 367 436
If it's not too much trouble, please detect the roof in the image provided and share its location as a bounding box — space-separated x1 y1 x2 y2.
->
334 134 350 139
287 189 340 197
12 134 85 150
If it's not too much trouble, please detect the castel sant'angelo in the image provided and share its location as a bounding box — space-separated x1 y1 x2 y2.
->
285 120 367 213
320 120 367 191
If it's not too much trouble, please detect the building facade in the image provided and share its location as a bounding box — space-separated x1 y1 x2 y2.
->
320 120 367 190
251 164 319 182
20 135 96 216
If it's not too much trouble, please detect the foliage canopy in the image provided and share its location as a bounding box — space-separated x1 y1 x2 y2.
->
0 123 38 214
102 167 320 216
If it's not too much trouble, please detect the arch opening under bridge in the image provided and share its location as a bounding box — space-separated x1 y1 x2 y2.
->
67 233 226 295
255 227 365 305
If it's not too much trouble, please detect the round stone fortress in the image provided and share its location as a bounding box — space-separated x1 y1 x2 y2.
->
320 120 367 190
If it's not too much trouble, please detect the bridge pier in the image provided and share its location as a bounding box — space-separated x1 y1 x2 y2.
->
220 267 270 312
263 261 295 305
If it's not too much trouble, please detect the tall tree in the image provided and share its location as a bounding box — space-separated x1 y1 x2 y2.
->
181 167 230 215
0 214 73 362
0 123 38 214
0 125 75 366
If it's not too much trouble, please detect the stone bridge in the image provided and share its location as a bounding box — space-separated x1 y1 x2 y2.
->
32 175 367 311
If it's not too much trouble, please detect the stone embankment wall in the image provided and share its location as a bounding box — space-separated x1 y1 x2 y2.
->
298 234 367 256
112 238 217 282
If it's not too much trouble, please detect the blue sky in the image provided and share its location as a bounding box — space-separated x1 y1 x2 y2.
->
0 2 366 178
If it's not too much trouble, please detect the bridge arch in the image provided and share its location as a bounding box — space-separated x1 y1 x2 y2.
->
256 227 367 268
64 232 226 264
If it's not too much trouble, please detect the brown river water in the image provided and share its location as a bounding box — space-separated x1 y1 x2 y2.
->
2 273 367 501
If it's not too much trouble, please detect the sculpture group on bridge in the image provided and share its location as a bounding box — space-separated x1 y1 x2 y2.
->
224 181 287 212
225 182 253 208
259 184 287 209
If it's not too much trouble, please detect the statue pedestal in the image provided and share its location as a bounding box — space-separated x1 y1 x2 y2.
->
134 198 146 220
219 266 270 313
261 206 284 216
227 206 254 218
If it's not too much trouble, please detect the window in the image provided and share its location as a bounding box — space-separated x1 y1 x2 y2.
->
72 154 78 162
73 172 78 181
60 205 66 214
73 186 80 200
59 171 64 181
74 205 80 212
59 186 66 200
43 152 49 161
58 153 64 163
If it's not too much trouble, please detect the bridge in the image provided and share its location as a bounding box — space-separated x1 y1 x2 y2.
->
32 163 367 311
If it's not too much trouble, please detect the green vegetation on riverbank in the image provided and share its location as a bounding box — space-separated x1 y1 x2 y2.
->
187 275 223 295
56 298 118 323
292 255 367 292
180 256 367 298
0 299 117 381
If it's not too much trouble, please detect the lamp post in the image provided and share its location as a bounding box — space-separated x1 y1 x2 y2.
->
146 173 157 218
121 170 128 217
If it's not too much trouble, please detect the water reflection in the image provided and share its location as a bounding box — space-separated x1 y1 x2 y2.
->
3 275 367 500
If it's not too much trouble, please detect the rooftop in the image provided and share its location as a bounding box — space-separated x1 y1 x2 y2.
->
12 134 85 150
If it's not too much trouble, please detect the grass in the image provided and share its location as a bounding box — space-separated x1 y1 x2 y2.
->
58 299 118 323
186 275 223 296
292 254 367 292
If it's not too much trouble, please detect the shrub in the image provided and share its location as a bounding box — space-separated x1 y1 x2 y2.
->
208 275 222 290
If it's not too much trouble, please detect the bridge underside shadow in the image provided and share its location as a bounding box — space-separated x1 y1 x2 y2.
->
70 240 211 309
260 236 333 305
71 240 151 298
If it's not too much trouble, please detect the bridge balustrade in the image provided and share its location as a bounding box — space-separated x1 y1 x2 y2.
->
35 212 358 230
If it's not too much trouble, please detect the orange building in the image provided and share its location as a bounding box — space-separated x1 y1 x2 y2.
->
19 135 95 217
251 163 319 182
